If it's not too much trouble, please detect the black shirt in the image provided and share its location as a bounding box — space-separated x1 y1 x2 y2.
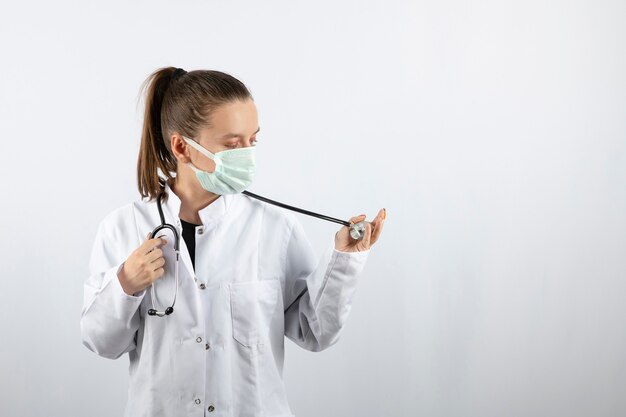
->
179 218 201 272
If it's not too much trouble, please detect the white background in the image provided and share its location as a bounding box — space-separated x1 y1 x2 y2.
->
1 1 625 416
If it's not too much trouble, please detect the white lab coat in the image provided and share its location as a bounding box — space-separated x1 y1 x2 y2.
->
80 181 370 417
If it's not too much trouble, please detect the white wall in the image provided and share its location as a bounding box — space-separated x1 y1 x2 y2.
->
1 1 625 416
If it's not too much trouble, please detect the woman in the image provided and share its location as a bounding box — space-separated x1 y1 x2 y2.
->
80 66 386 417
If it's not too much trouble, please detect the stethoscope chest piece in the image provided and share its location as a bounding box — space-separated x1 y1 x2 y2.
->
349 221 370 240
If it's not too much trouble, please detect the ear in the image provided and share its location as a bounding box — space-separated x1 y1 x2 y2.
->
170 133 191 163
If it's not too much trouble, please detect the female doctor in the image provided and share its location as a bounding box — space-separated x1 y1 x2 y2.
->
80 67 386 417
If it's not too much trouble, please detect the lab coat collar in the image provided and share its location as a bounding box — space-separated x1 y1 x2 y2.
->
162 179 235 226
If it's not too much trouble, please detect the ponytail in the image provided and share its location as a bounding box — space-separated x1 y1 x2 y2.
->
137 67 180 203
136 66 253 203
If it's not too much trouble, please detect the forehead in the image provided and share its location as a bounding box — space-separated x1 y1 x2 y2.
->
206 99 258 135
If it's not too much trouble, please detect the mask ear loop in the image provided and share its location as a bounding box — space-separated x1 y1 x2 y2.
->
182 135 216 159
182 135 223 172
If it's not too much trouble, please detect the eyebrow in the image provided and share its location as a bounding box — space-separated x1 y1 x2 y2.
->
219 126 261 140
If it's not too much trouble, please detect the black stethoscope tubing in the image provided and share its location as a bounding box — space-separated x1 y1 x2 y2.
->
244 190 351 313
147 190 181 317
148 189 356 317
242 190 352 227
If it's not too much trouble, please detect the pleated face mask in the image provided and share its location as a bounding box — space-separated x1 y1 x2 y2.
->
182 135 256 195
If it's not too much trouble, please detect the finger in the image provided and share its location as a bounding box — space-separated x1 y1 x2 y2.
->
369 209 384 229
149 256 166 270
349 214 367 225
155 234 168 246
146 248 165 263
140 232 151 254
361 221 372 247
145 231 167 241
142 236 168 254
371 219 384 244
371 208 386 243
151 267 165 281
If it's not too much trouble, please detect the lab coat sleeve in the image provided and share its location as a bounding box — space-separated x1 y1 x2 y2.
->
283 217 370 352
80 217 146 360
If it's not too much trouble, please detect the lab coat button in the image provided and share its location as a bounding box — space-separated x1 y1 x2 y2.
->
199 283 206 290
197 227 204 235
195 398 201 405
196 336 202 343
205 343 210 350
208 405 215 412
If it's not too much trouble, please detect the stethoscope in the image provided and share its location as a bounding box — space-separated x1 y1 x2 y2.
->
147 189 371 317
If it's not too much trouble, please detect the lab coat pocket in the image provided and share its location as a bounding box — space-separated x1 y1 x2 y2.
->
230 278 280 348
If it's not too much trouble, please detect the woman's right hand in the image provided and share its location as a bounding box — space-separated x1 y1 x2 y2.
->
117 233 168 296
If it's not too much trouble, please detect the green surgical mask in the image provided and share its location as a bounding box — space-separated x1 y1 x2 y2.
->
182 135 256 195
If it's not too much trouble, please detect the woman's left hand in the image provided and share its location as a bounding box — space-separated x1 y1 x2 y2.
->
334 208 386 252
